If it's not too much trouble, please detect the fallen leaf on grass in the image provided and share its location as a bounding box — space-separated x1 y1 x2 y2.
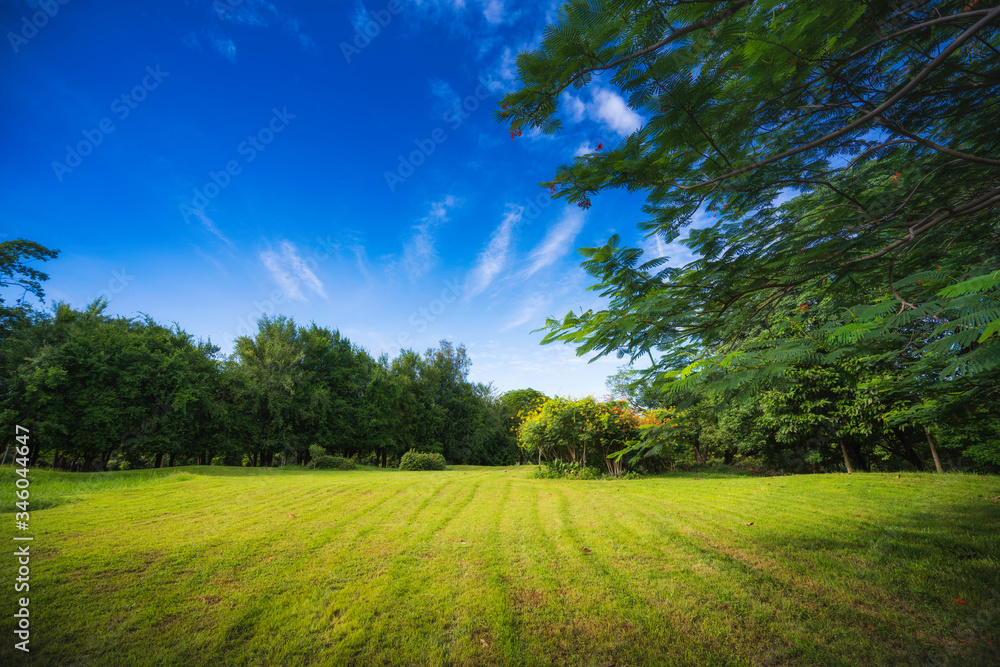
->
288 513 297 518
580 547 592 554
480 638 489 648
744 522 754 526
954 599 965 604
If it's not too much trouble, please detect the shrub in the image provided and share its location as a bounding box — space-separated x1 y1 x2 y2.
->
529 461 602 479
398 450 447 471
309 444 328 459
330 456 355 470
308 455 356 470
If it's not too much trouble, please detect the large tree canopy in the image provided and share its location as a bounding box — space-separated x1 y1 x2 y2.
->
500 0 999 416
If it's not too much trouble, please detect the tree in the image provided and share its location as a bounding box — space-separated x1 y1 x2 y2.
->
6 301 222 470
0 239 60 311
498 388 547 464
498 0 1000 433
518 396 640 474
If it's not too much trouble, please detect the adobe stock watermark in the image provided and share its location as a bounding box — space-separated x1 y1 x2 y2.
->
51 65 169 182
7 0 71 54
384 76 498 192
226 234 335 340
178 107 295 224
397 278 463 348
340 0 402 64
95 268 134 304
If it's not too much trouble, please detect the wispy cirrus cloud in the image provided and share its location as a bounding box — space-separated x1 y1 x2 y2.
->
393 195 457 281
182 29 238 64
465 204 521 299
522 206 586 278
502 290 549 331
216 0 316 51
192 209 235 247
259 240 326 301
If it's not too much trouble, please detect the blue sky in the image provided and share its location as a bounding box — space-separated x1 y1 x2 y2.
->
1 0 705 398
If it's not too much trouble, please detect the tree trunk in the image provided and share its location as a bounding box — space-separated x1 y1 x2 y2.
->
518 448 523 466
381 450 387 468
925 426 944 473
168 452 175 467
692 432 706 465
839 439 853 474
155 452 164 468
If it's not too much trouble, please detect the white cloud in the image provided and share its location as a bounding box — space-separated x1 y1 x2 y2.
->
574 141 594 157
561 87 644 137
639 207 715 268
193 246 226 274
259 240 326 301
192 209 235 247
502 291 549 331
214 0 316 53
212 36 237 63
429 78 461 113
522 207 586 278
589 87 642 136
182 30 238 64
465 204 521 299
399 196 457 280
483 0 504 23
563 92 586 123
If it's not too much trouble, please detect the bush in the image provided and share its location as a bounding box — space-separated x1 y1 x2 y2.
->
331 456 355 470
529 461 602 479
308 455 356 470
308 455 355 470
398 450 447 471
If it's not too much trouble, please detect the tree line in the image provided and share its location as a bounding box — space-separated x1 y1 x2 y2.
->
0 239 533 471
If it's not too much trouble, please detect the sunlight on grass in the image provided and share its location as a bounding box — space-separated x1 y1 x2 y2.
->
1 467 998 666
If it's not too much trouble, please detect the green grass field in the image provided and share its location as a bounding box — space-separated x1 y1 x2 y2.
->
2 465 999 666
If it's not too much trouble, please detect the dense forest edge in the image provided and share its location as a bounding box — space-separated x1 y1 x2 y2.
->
1 237 997 477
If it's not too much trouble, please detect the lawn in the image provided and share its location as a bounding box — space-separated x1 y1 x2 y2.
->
2 465 999 666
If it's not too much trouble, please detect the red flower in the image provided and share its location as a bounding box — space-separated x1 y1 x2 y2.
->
954 598 965 604
550 185 555 194
578 198 592 210
597 143 603 150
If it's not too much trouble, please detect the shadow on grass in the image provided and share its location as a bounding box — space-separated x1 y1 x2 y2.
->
748 493 1000 665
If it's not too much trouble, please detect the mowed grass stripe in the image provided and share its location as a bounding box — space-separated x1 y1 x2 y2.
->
554 482 753 667
3 467 998 666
